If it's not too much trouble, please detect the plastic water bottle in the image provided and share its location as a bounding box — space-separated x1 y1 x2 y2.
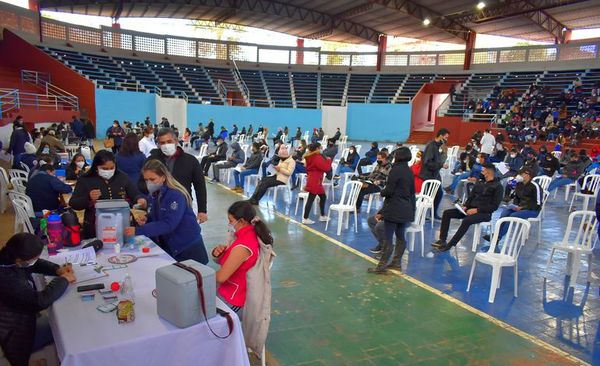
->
47 214 63 249
121 273 135 302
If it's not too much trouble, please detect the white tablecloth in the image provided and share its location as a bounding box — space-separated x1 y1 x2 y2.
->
47 245 250 366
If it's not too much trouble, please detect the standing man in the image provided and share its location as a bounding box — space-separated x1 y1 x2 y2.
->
420 128 450 219
143 128 208 223
480 128 496 157
7 117 31 167
432 163 503 252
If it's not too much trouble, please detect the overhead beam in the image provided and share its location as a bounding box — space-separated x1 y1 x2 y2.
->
334 2 374 20
449 0 587 24
38 0 383 44
448 0 581 43
372 0 474 42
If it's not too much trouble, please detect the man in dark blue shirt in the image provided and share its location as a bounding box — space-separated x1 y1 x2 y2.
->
25 165 72 212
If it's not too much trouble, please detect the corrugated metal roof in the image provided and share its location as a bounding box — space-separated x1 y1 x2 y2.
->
38 0 600 45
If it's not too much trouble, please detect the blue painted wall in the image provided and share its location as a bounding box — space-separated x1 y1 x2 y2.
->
95 89 155 136
346 103 411 142
187 104 321 135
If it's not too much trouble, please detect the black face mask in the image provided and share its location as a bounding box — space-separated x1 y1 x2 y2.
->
377 160 383 165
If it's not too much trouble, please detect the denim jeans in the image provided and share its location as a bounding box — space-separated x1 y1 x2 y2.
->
497 208 539 241
548 177 575 191
233 168 258 188
449 172 470 192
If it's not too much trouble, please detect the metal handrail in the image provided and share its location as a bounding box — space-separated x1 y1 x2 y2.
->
153 86 162 97
0 88 78 112
231 59 250 103
21 70 79 110
180 90 188 102
0 89 19 115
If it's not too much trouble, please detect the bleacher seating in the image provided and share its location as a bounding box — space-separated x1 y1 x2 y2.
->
36 45 600 117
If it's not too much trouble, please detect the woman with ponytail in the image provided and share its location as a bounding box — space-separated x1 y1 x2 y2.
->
125 160 208 264
0 233 76 366
211 201 273 313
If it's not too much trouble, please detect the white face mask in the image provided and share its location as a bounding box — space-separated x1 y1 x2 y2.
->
76 161 85 169
515 175 524 183
147 134 154 140
98 168 115 180
160 143 177 156
20 258 38 268
228 219 239 234
510 154 517 158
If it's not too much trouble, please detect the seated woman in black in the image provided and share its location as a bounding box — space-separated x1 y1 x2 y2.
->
0 233 75 366
69 150 146 238
65 153 89 180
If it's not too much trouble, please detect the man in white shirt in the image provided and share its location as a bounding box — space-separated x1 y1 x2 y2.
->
138 126 157 157
479 128 496 156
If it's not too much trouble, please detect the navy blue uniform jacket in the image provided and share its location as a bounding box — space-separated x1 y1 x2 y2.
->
135 185 202 256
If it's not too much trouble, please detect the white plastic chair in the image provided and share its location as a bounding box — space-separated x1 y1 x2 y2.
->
457 221 491 256
527 190 549 244
421 179 441 228
406 195 431 257
322 162 338 202
65 144 79 158
10 192 35 234
545 210 596 288
196 143 208 160
221 150 247 184
10 177 27 194
532 175 551 191
354 145 362 155
244 157 267 194
325 181 362 235
9 169 28 181
294 174 319 217
366 191 382 213
467 217 530 303
569 174 600 211
268 177 292 205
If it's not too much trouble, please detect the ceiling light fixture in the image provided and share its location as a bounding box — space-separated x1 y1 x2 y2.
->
476 2 486 10
423 18 431 26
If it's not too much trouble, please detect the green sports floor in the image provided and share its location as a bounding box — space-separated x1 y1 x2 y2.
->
202 183 583 366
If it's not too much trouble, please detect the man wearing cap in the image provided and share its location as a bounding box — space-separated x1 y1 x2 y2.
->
247 145 295 205
432 163 504 252
484 167 542 245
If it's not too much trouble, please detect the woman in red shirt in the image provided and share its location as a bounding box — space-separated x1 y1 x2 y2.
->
211 201 273 313
302 143 333 225
411 150 424 193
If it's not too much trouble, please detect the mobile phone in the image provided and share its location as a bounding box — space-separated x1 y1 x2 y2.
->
77 283 105 292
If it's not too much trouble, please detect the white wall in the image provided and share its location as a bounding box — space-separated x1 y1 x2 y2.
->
155 95 187 132
321 106 347 137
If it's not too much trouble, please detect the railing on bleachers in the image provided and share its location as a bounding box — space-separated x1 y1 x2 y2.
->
0 1 598 72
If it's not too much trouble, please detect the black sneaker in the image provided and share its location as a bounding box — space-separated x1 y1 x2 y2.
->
431 239 446 248
483 234 491 242
437 243 454 252
369 246 382 254
367 266 388 274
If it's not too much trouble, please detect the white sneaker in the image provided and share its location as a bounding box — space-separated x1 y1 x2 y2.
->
319 216 330 222
302 218 315 225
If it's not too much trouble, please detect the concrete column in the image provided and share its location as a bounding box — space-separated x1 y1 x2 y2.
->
463 31 476 71
296 38 304 65
376 34 387 71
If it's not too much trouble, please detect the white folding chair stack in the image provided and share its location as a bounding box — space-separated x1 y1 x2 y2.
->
0 167 10 213
406 195 431 257
467 217 530 303
545 210 597 288
9 191 35 234
527 190 550 244
420 179 441 228
19 162 30 173
9 169 28 182
325 181 362 235
569 174 600 211
10 177 27 194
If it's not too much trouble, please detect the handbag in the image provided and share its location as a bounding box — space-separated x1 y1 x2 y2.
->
103 138 114 148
